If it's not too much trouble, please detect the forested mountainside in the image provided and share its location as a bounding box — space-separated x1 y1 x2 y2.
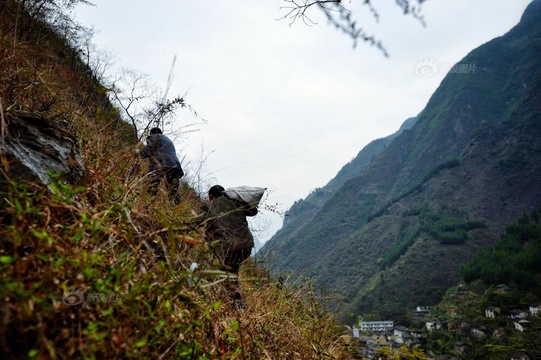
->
261 0 541 324
421 208 541 359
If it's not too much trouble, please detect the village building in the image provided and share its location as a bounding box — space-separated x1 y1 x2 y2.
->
514 320 531 332
393 325 409 344
353 320 394 335
413 305 432 318
528 303 541 316
471 325 490 338
425 320 442 332
485 306 501 319
509 309 529 320
511 351 531 360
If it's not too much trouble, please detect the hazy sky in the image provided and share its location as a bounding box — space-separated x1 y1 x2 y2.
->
74 0 531 248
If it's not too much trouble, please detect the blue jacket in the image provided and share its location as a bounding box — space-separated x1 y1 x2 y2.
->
140 134 183 172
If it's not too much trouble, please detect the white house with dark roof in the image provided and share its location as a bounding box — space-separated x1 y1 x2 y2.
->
485 306 501 319
528 303 541 316
509 309 529 319
393 325 409 344
414 306 432 318
471 325 490 338
514 319 531 332
425 320 442 332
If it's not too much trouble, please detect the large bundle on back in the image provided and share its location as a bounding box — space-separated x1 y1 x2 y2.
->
223 186 266 207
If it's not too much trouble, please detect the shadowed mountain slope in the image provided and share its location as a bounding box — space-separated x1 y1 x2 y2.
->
270 116 417 251
260 0 541 323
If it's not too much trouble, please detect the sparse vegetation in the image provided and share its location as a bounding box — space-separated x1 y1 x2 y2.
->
368 159 461 222
0 1 357 358
378 205 485 269
0 175 356 358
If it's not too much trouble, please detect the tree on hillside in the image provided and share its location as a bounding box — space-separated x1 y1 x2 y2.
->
17 0 94 38
279 0 427 56
461 209 541 294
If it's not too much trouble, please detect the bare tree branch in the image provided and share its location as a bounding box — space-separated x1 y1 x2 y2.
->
279 0 427 57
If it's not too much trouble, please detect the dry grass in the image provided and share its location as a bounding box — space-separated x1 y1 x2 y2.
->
0 1 360 359
0 168 360 359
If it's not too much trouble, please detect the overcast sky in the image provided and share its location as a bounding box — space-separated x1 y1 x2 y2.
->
74 0 531 248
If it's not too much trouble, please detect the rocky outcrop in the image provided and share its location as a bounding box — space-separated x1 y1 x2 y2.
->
1 111 84 185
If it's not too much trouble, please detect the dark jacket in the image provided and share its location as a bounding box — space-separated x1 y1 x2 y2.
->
206 196 257 251
140 134 183 172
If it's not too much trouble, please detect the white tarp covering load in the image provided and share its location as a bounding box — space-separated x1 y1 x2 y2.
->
223 186 266 206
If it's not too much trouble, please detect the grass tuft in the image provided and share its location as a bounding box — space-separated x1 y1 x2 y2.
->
0 1 358 358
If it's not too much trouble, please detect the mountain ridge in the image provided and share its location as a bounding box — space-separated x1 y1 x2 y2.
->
261 0 541 323
265 116 417 256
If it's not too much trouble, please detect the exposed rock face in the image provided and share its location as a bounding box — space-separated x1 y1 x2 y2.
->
1 111 84 185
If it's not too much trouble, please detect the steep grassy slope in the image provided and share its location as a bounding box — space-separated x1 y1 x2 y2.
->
0 2 359 358
262 0 541 323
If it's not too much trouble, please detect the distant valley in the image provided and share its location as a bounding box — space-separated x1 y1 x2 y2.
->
259 0 541 325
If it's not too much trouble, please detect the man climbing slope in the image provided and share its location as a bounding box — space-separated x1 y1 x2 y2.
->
139 127 184 202
204 185 258 274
